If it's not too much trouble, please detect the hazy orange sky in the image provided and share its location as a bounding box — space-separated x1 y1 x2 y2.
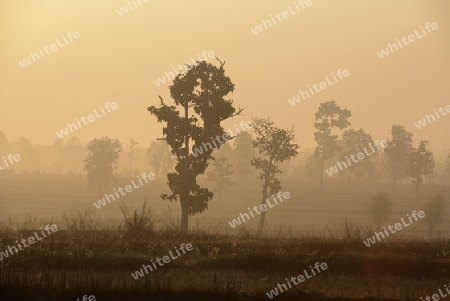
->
1 0 449 153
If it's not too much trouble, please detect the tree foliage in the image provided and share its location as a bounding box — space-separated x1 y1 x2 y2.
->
384 125 413 191
314 100 351 189
83 136 123 195
251 117 299 234
341 128 374 185
406 140 435 199
148 60 242 232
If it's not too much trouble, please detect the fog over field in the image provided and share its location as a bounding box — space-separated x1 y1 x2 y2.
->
1 1 450 300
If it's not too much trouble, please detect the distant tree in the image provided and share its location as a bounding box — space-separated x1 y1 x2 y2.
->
206 156 234 210
147 140 175 177
215 140 234 159
17 136 41 173
233 131 254 186
368 191 393 228
314 100 351 189
251 117 299 234
148 60 242 232
84 137 123 195
422 192 446 238
406 140 435 200
384 125 414 191
341 128 373 186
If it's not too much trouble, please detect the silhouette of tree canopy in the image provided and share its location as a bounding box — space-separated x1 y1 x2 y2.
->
407 140 434 200
251 117 299 234
314 100 351 189
84 136 123 195
341 128 373 186
384 125 414 191
148 60 243 232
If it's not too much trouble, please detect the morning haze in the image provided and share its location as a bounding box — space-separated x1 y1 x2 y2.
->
0 0 449 300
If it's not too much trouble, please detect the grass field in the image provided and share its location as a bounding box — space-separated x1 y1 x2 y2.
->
0 175 449 300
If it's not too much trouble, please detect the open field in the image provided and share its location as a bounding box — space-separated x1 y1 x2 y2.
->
1 175 449 300
0 175 448 237
0 229 449 301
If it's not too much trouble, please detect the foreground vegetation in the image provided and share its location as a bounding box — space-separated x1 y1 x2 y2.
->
0 221 449 301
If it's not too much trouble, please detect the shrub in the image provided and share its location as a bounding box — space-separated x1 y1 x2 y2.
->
119 198 155 238
368 191 393 228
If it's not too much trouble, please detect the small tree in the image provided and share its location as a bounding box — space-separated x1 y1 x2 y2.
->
368 191 393 228
84 136 123 195
206 156 234 210
406 140 435 200
314 100 351 189
422 192 446 238
251 117 299 234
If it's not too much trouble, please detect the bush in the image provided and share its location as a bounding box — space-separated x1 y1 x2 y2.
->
119 198 155 238
62 208 98 232
368 191 393 228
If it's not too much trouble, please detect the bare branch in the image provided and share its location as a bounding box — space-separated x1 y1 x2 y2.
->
219 107 244 121
215 55 225 68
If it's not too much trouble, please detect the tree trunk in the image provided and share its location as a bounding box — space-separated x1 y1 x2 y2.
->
392 178 397 192
257 174 270 235
180 101 190 233
180 200 189 232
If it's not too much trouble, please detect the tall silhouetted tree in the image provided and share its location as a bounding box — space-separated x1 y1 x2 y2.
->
251 117 299 235
84 136 123 195
148 59 242 232
314 100 351 189
384 125 413 191
406 140 435 200
341 128 373 186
